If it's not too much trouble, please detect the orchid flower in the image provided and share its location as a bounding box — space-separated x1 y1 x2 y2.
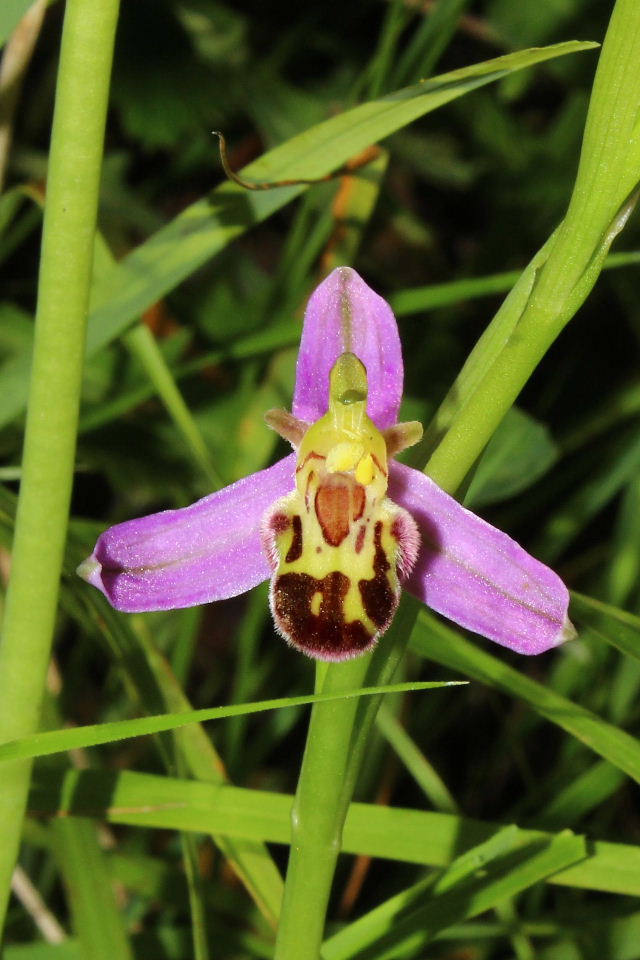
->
78 267 574 661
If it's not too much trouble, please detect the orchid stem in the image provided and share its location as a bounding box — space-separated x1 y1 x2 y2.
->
0 0 119 931
274 656 371 959
274 600 418 960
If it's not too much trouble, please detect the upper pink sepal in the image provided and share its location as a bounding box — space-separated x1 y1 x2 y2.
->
292 267 403 429
388 462 572 655
78 455 295 612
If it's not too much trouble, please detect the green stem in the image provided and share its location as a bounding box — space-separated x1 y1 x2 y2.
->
274 598 418 960
0 0 119 931
274 655 371 960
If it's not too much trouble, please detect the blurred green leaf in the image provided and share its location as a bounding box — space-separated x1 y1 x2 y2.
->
390 250 640 316
3 944 82 960
533 424 640 562
51 819 133 960
572 592 640 663
0 40 599 431
0 0 37 48
465 406 558 507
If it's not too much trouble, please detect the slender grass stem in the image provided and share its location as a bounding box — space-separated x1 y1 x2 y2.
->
0 0 119 930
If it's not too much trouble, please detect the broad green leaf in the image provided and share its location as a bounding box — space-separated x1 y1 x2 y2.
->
0 682 461 763
127 610 284 929
28 768 640 897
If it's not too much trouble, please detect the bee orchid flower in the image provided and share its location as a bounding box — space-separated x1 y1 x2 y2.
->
78 267 574 661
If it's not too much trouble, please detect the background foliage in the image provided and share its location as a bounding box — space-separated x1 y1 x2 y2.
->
1 0 640 957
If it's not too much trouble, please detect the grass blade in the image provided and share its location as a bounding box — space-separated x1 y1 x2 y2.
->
27 768 640 897
0 681 463 764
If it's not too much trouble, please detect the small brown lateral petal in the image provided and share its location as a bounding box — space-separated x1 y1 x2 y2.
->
264 409 309 447
273 571 373 659
382 421 423 457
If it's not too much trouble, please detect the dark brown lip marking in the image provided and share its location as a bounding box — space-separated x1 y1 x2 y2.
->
274 570 373 658
359 520 396 629
285 514 303 563
354 524 366 554
315 476 366 547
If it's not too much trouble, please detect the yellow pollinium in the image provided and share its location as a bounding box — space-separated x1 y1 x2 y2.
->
355 453 375 485
295 352 388 497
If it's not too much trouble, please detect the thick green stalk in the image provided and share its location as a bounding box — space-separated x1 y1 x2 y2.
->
0 0 119 930
425 0 640 492
274 655 371 960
